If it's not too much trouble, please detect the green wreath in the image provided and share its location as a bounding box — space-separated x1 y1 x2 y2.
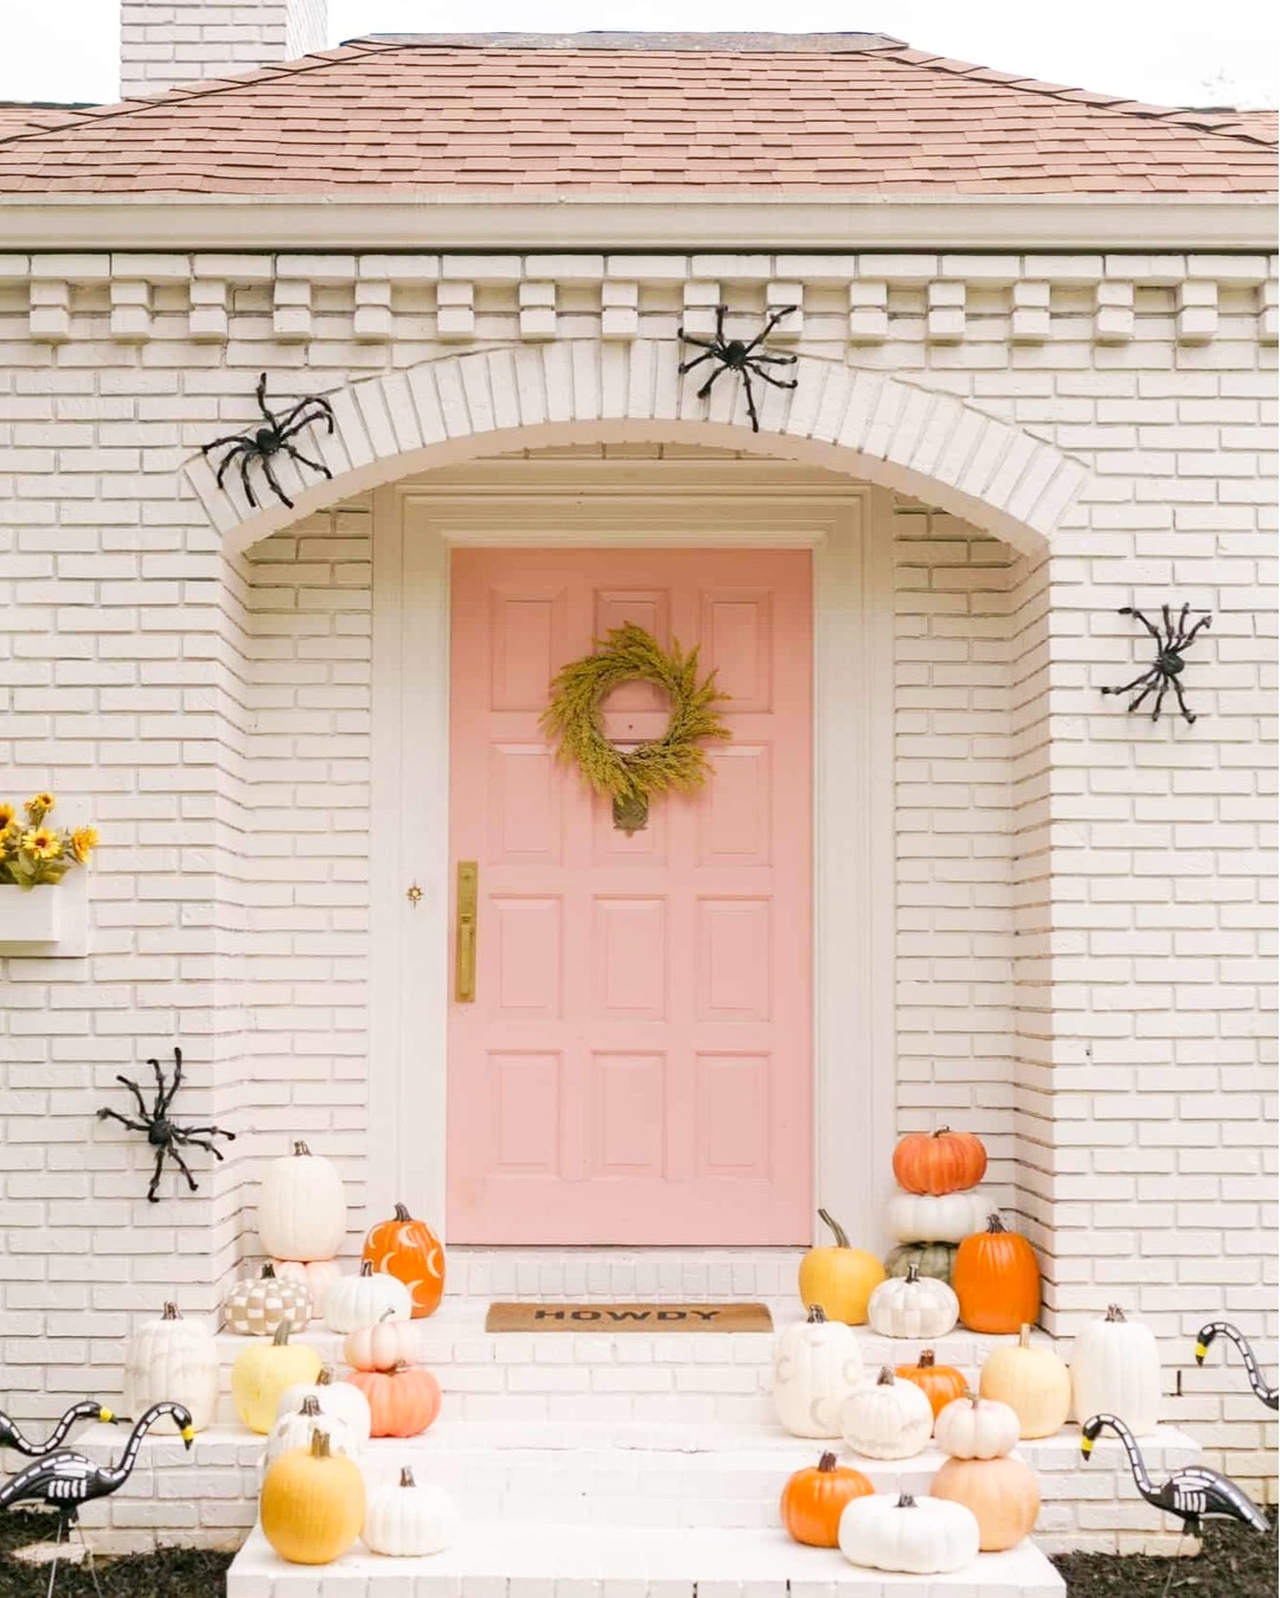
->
540 623 730 826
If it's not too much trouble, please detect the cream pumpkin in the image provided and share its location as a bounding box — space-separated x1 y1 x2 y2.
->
773 1305 865 1440
231 1320 322 1435
1070 1304 1162 1436
362 1466 459 1557
980 1324 1071 1440
885 1190 988 1246
931 1455 1040 1552
345 1313 418 1373
934 1393 1020 1460
275 1365 372 1448
257 1141 347 1263
840 1366 933 1460
265 1395 357 1468
838 1491 980 1575
324 1261 412 1334
122 1302 220 1435
866 1265 959 1340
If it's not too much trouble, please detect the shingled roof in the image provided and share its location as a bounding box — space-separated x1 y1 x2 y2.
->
0 32 1274 195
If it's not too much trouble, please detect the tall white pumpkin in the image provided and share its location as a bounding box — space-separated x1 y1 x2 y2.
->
122 1302 220 1434
257 1141 347 1262
362 1467 459 1557
838 1491 980 1575
773 1305 866 1439
1070 1304 1162 1437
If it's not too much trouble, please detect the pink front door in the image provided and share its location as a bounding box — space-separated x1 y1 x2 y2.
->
447 548 812 1244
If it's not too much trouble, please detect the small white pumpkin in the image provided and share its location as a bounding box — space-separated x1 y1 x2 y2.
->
772 1304 866 1440
362 1466 459 1557
1070 1304 1162 1436
257 1140 348 1263
345 1311 419 1374
272 1259 344 1318
840 1366 933 1460
122 1302 220 1434
838 1491 980 1575
275 1365 373 1448
934 1392 1020 1460
325 1261 412 1334
886 1190 988 1246
867 1265 959 1340
223 1263 312 1337
264 1394 357 1468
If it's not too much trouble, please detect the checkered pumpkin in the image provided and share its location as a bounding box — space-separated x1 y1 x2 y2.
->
224 1262 312 1337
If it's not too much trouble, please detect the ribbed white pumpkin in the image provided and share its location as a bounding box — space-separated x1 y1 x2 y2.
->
866 1265 959 1340
345 1313 418 1374
264 1395 357 1467
886 1190 988 1246
772 1305 866 1439
1070 1304 1162 1436
257 1141 347 1262
934 1393 1020 1460
324 1261 412 1334
840 1366 934 1460
272 1259 344 1318
838 1491 980 1575
362 1467 459 1557
223 1263 312 1337
122 1302 220 1434
275 1365 372 1447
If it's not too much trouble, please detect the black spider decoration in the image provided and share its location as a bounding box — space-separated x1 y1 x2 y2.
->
677 304 798 433
202 372 335 509
1102 602 1212 724
96 1047 234 1203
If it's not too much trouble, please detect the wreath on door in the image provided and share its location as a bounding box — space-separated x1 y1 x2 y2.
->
540 623 730 833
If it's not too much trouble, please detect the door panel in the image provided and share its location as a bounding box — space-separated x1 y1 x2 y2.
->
447 547 812 1243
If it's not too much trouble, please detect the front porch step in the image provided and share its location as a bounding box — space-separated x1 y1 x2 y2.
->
226 1522 1066 1597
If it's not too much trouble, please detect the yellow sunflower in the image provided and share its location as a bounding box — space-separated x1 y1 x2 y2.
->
25 792 56 822
21 827 62 860
0 802 15 832
70 827 99 864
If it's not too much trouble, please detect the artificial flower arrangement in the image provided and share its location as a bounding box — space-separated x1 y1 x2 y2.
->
0 794 98 889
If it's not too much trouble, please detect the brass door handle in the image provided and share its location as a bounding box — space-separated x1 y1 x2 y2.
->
455 861 478 1002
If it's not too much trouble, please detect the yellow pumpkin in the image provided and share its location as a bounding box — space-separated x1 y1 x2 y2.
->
232 1319 322 1434
979 1323 1071 1440
260 1428 366 1565
798 1210 885 1326
931 1454 1040 1552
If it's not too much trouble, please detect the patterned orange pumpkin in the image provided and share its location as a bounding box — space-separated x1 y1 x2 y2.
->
953 1214 1041 1334
780 1452 874 1548
361 1203 445 1320
895 1349 968 1420
346 1362 441 1438
892 1127 987 1195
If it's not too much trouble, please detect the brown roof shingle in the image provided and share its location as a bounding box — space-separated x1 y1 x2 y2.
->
0 34 1274 195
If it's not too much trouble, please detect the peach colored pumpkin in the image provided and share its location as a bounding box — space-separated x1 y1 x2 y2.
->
345 1362 441 1438
931 1455 1040 1552
344 1313 417 1373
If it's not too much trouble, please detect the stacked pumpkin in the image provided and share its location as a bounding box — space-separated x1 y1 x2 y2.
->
931 1393 1040 1551
259 1142 349 1320
884 1127 989 1290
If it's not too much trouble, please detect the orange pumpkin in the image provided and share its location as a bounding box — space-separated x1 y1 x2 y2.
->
345 1362 441 1437
953 1214 1040 1335
361 1203 445 1320
892 1127 987 1195
779 1452 874 1548
895 1349 968 1421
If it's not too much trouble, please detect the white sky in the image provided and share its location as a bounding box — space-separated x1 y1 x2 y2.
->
2 0 1277 109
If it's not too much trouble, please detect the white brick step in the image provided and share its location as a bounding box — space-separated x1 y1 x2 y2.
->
226 1522 1066 1597
440 1246 808 1301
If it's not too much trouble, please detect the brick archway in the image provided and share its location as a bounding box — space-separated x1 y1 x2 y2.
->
187 342 1088 556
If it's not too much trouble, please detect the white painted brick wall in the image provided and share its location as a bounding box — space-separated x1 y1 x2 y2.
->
120 0 329 99
0 252 1274 1514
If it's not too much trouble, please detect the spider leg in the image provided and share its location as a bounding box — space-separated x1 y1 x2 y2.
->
1171 677 1197 724
1161 603 1176 652
255 372 280 432
97 1108 150 1134
260 455 296 509
166 1144 200 1193
741 371 762 434
1120 605 1163 647
213 442 249 491
239 451 260 510
696 363 731 400
753 366 800 392
171 1131 228 1161
149 1056 169 1120
146 1147 166 1203
1103 667 1159 697
714 304 729 344
159 1046 182 1117
676 333 718 354
748 351 799 367
276 399 336 437
1171 601 1192 649
1181 612 1213 649
741 303 797 355
173 1123 235 1141
113 1072 150 1119
203 433 251 455
280 443 332 480
1127 679 1160 714
677 349 718 376
1150 681 1169 722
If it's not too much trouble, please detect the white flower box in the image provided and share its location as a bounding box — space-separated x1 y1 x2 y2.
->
0 879 87 956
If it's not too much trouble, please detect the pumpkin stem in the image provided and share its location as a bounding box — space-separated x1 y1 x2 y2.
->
261 1262 276 1279
379 1307 396 1323
316 1366 334 1386
876 1366 895 1386
986 1213 1007 1232
399 1466 416 1488
309 1428 331 1459
292 1141 311 1157
816 1209 850 1249
934 1127 951 1137
817 1452 838 1472
360 1261 374 1277
390 1361 409 1374
919 1350 935 1368
273 1319 293 1346
905 1264 920 1284
896 1493 917 1508
393 1203 412 1222
1018 1324 1032 1348
805 1304 827 1324
161 1303 181 1321
299 1396 321 1417
1105 1304 1126 1322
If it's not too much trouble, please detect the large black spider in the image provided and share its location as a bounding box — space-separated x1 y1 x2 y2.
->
1102 602 1212 724
97 1047 234 1203
677 304 798 433
202 372 335 509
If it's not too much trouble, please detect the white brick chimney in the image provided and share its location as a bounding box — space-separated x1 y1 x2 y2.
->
120 0 329 99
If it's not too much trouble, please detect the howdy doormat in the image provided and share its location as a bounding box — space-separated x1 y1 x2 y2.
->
485 1301 774 1332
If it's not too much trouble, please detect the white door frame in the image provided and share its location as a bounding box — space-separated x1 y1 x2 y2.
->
368 461 897 1246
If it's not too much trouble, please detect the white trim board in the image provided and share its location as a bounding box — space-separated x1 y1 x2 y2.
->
368 470 897 1247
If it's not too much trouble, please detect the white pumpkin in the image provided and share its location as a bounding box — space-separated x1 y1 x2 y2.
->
272 1259 344 1317
934 1393 1020 1460
122 1302 220 1434
362 1466 459 1557
840 1366 934 1460
772 1305 866 1439
223 1263 312 1337
264 1395 357 1467
866 1265 959 1340
257 1140 347 1262
345 1313 419 1374
838 1491 980 1575
275 1365 373 1447
1070 1304 1162 1436
886 1190 988 1246
324 1261 412 1334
